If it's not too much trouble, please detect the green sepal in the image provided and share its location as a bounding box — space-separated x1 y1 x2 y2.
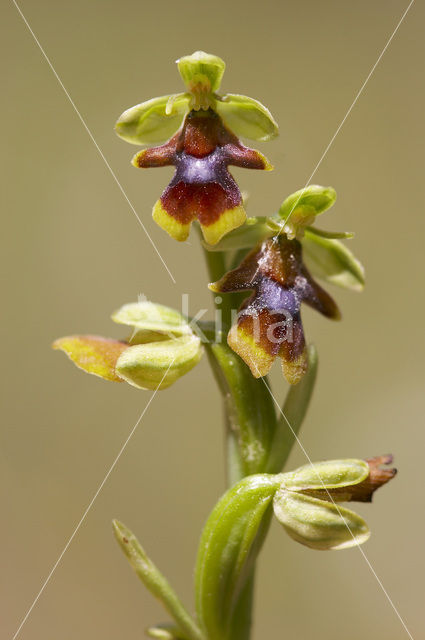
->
215 94 278 141
115 335 203 390
273 490 370 550
277 185 337 239
113 521 203 640
302 229 365 291
112 301 191 340
282 459 369 491
52 335 127 382
115 94 190 145
202 217 273 252
195 475 281 640
177 51 225 94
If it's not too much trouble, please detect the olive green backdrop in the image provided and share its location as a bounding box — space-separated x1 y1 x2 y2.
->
1 1 424 638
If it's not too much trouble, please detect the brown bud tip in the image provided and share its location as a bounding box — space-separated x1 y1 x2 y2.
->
354 455 397 503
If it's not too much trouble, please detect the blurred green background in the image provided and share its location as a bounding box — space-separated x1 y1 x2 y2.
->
2 0 424 638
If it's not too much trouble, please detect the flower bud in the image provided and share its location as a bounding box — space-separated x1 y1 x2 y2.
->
273 457 396 550
54 301 203 390
273 489 370 551
115 335 203 390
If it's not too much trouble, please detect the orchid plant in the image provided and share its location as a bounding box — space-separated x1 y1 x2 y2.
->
54 52 396 640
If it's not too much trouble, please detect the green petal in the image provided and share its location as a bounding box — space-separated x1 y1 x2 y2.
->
111 301 191 339
273 490 370 550
215 94 278 141
115 94 189 145
302 229 365 291
52 335 127 382
306 226 354 240
282 459 369 491
177 51 225 93
115 336 202 390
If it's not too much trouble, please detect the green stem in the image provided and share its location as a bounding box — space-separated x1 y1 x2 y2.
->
201 246 318 640
201 246 275 640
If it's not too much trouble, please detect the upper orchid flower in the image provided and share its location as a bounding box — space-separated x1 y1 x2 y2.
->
115 51 278 245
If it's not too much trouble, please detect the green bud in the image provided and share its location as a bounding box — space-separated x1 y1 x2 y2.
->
215 94 279 142
115 93 190 145
273 489 370 550
302 228 365 291
112 301 191 341
115 335 203 390
277 185 337 239
177 50 225 94
282 459 370 492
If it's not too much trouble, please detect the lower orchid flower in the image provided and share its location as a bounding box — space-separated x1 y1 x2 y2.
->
210 235 340 384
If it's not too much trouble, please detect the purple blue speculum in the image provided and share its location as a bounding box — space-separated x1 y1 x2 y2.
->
174 148 229 185
256 279 300 315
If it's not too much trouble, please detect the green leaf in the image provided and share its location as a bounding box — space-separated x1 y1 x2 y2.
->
215 94 278 141
115 94 189 145
112 301 191 339
52 335 127 382
302 229 365 291
195 475 281 640
202 217 273 253
282 459 369 491
146 624 187 639
115 335 202 390
113 521 203 640
177 51 225 93
273 490 370 550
